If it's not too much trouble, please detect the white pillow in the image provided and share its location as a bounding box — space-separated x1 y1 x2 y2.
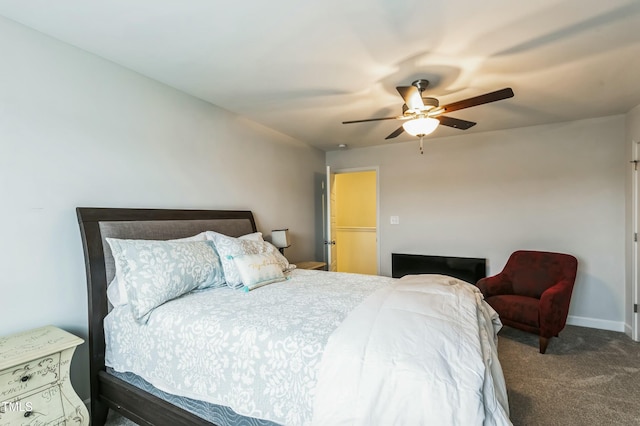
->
107 238 224 323
106 231 208 307
207 231 293 289
107 231 265 306
239 231 264 241
233 252 287 292
204 230 264 242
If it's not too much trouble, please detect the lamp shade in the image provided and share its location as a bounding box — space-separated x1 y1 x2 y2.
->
271 229 290 249
402 117 439 136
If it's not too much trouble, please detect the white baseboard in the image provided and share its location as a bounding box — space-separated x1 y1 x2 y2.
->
566 315 625 332
624 323 634 339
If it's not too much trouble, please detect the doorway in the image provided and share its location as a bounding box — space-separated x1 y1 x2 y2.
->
324 167 379 275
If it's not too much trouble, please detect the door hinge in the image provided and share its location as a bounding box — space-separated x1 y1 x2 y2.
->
635 233 638 242
632 160 639 171
635 304 638 313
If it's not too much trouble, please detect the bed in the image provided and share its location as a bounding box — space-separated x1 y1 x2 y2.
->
77 207 511 426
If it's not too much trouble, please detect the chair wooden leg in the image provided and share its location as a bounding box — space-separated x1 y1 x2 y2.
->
539 336 550 354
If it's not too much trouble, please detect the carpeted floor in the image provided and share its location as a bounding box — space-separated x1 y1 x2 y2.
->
105 325 640 426
498 325 640 425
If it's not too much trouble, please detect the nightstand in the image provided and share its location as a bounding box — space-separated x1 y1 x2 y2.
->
296 261 327 270
0 325 89 425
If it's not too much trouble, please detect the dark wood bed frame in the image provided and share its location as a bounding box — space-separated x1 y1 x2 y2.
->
77 207 257 426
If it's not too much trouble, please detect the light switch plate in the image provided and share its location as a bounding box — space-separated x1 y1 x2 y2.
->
390 216 400 225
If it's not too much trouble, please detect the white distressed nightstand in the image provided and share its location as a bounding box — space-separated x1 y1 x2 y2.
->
296 261 327 270
0 325 89 425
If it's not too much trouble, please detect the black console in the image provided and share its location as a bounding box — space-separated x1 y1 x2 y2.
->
391 253 486 284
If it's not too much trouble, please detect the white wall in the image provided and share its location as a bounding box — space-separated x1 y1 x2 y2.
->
327 116 626 331
625 103 640 337
0 16 325 399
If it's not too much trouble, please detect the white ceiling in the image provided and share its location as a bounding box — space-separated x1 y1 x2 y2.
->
1 0 640 151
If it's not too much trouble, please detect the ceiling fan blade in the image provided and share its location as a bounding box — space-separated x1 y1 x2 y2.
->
441 88 514 113
437 115 477 130
342 116 398 124
385 126 405 139
396 86 424 111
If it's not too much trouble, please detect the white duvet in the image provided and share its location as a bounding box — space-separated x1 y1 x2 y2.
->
312 274 511 426
105 270 510 425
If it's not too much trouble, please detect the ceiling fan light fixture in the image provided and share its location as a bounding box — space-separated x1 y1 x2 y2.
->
402 117 439 137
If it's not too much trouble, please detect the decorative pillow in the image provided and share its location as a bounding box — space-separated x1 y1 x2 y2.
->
232 252 287 292
204 230 264 242
239 231 264 241
107 231 209 307
106 238 224 323
207 232 293 289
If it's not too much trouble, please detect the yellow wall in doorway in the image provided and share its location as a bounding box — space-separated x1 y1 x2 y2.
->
335 171 377 275
335 171 377 227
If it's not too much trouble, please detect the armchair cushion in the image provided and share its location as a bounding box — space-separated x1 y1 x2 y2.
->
485 295 539 328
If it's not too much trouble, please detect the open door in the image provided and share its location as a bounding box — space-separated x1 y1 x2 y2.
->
325 166 337 271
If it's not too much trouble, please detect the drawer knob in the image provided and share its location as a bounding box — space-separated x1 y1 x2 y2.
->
24 411 32 418
20 375 30 382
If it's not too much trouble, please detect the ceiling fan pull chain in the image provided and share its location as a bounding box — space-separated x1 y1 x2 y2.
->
419 136 424 155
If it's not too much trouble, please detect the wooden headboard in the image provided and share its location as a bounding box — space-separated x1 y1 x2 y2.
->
76 207 257 425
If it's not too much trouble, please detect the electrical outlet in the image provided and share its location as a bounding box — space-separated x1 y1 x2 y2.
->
390 216 400 225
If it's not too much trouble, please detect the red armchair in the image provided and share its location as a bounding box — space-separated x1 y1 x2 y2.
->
477 250 578 354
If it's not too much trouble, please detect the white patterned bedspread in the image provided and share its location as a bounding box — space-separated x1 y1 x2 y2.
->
104 269 392 425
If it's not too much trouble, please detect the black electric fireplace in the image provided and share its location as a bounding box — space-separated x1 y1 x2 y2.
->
391 253 486 284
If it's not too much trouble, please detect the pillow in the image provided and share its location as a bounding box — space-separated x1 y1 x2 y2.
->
107 238 224 323
232 252 287 292
106 278 125 307
107 231 262 306
206 232 293 289
239 231 263 241
204 230 264 242
106 231 209 307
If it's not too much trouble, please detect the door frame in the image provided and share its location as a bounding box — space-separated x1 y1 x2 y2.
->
633 140 639 341
325 166 336 271
330 166 380 275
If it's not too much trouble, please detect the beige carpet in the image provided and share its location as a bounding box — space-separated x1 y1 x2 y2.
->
105 325 640 425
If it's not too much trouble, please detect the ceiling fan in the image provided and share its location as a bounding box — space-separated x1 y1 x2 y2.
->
342 79 514 153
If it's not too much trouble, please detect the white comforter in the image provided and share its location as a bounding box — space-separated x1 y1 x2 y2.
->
312 274 511 426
